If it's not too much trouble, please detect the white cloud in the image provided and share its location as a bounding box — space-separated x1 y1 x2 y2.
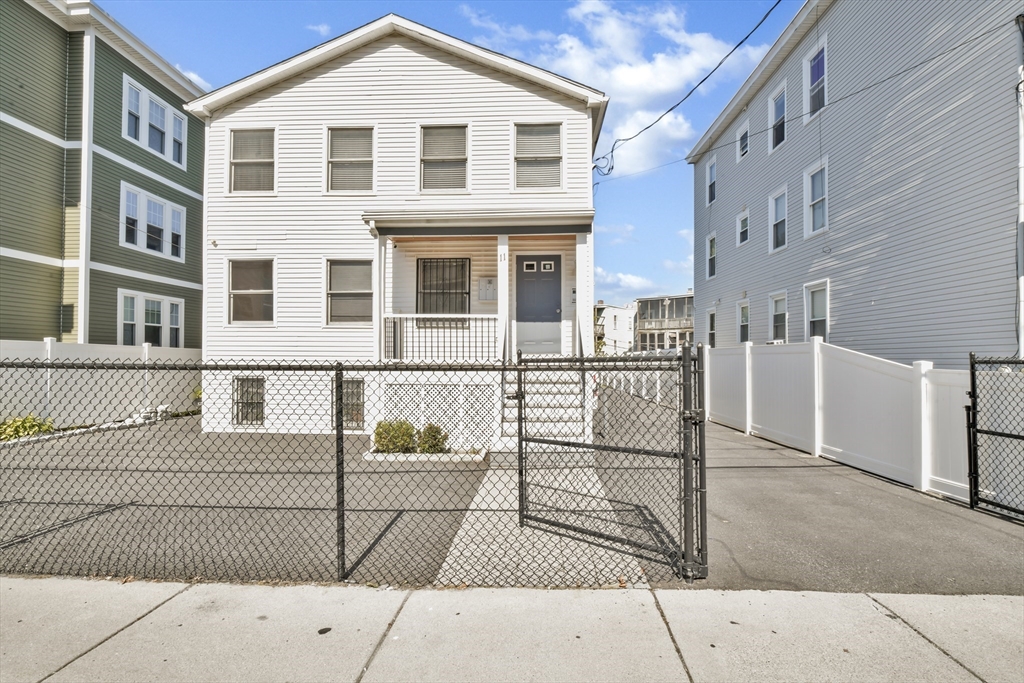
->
662 255 693 274
595 223 637 246
460 5 555 53
174 64 211 91
307 23 331 37
594 266 661 303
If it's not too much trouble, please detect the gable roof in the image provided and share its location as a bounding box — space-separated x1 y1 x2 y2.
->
184 14 609 147
686 0 834 164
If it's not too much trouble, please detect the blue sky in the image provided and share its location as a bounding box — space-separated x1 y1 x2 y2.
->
106 0 799 305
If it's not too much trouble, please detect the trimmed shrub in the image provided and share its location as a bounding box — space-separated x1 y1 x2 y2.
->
417 423 450 454
0 414 54 441
373 420 417 453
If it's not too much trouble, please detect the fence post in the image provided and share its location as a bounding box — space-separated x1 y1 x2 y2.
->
743 341 753 435
335 363 346 580
43 337 55 419
811 337 823 457
142 343 152 414
912 360 933 492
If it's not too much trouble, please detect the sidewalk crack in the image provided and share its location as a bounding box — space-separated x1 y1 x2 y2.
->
354 589 412 683
649 588 695 683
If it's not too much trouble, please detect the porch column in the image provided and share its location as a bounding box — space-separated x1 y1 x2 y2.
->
576 233 594 356
497 235 509 360
373 233 386 361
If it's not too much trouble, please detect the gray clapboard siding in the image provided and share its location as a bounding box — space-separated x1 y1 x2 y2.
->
0 0 68 140
0 256 61 341
692 0 1018 369
0 122 66 259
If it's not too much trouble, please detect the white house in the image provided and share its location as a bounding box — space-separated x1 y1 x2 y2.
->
185 15 608 435
594 300 634 354
687 0 1022 369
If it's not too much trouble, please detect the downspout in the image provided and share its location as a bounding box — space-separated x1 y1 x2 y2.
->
1017 14 1024 358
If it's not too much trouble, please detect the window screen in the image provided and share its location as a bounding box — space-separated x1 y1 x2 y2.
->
515 124 561 188
421 126 467 190
329 128 373 191
772 297 787 341
231 130 275 192
328 260 372 323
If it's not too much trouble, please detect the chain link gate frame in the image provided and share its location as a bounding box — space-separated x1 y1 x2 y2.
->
967 354 1024 518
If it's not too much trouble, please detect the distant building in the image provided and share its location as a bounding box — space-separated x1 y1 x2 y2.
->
633 292 693 352
594 300 634 354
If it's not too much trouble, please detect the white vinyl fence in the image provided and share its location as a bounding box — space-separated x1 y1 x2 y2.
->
1 338 201 429
707 339 971 501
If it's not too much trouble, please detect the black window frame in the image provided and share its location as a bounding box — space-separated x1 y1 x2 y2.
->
416 258 470 316
233 376 265 426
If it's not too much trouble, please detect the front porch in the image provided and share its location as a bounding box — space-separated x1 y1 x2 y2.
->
369 227 594 361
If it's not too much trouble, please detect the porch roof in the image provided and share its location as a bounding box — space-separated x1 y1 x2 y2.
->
364 208 593 237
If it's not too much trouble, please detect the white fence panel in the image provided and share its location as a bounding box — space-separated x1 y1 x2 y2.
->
927 369 970 501
819 343 914 485
750 343 814 452
708 347 747 431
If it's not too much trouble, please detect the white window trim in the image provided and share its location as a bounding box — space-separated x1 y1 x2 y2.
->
736 299 750 344
226 256 277 327
735 119 750 163
802 33 828 126
417 122 472 194
705 231 717 281
768 79 787 155
736 209 750 247
121 74 187 170
321 124 377 196
768 185 788 254
510 120 567 193
802 156 829 239
769 291 788 343
226 125 279 196
706 308 717 348
705 155 717 207
116 288 185 347
803 279 830 342
322 256 374 328
118 181 186 262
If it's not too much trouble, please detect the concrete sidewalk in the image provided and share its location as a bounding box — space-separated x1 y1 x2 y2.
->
1 576 1021 683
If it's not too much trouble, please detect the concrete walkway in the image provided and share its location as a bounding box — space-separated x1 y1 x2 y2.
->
2 575 1022 683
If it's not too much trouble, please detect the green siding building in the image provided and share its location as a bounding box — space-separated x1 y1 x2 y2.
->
0 0 203 348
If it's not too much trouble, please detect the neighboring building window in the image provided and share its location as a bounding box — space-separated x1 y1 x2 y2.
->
233 377 265 426
230 260 274 323
328 260 372 323
738 303 750 343
328 128 373 192
421 126 467 190
123 75 187 167
120 182 185 261
708 311 716 349
515 123 561 189
807 283 828 340
118 290 184 347
772 88 786 149
341 379 365 430
737 211 749 245
417 258 470 313
736 120 749 162
707 234 717 279
706 159 716 204
804 159 828 236
231 129 275 193
807 45 826 118
770 189 787 251
771 294 787 341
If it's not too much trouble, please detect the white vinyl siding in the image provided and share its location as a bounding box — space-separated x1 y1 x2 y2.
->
119 181 186 262
122 74 187 169
515 123 561 189
117 289 184 348
421 125 467 190
230 129 276 193
328 128 374 192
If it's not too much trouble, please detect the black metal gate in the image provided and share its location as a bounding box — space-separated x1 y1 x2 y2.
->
515 345 707 583
967 354 1024 517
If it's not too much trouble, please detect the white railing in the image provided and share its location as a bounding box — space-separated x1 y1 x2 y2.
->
383 315 501 361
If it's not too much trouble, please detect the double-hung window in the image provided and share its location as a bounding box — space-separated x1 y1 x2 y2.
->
515 123 561 189
771 87 786 149
120 182 185 261
738 303 750 343
806 43 826 119
417 258 469 314
736 120 749 162
706 158 716 205
707 234 717 279
230 259 274 323
231 129 275 193
804 159 828 236
707 311 716 349
118 289 184 347
770 189 787 251
328 128 373 192
771 294 787 342
806 283 828 340
421 126 467 190
737 211 749 245
122 75 187 168
327 260 372 323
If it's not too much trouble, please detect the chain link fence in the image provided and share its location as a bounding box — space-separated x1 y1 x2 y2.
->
1 351 707 587
968 355 1024 518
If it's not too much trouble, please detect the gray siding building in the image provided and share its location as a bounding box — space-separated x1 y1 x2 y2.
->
0 0 204 347
687 0 1022 369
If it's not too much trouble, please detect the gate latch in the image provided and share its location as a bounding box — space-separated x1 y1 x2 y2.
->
684 409 706 422
505 391 524 401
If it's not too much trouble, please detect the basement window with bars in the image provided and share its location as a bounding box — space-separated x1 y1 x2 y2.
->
340 379 365 430
417 258 470 318
515 124 561 189
231 129 275 192
421 126 467 190
328 260 372 324
233 377 265 426
328 128 373 192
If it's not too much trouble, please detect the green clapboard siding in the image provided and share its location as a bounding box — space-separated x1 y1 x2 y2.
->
0 0 68 140
89 153 202 283
0 121 66 259
92 38 203 193
66 32 83 141
0 256 62 341
89 269 201 348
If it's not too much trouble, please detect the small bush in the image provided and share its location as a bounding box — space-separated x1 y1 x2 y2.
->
373 420 417 453
0 414 54 442
417 423 450 454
